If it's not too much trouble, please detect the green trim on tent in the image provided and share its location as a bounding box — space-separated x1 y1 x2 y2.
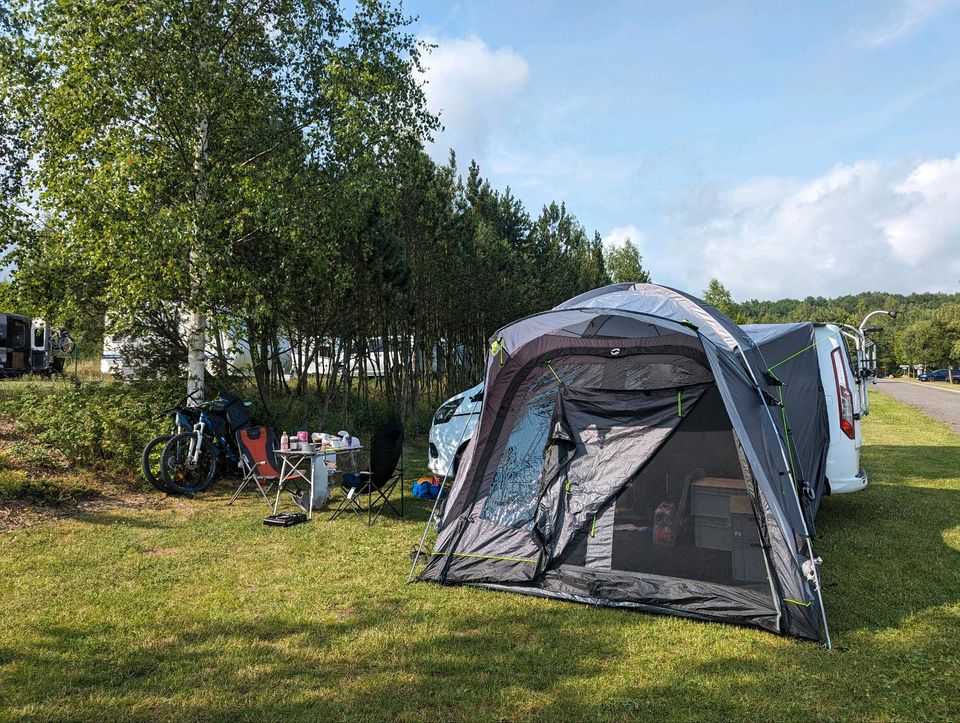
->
767 368 801 490
433 551 537 564
767 340 819 372
490 337 506 367
546 359 563 384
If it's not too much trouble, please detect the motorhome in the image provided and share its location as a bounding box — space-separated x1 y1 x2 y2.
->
0 314 71 378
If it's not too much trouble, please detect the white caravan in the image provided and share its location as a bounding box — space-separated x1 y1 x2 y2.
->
101 318 291 378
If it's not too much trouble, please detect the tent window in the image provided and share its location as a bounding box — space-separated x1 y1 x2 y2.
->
481 362 601 529
623 355 713 389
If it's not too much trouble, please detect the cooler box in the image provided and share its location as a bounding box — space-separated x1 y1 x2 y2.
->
691 477 748 552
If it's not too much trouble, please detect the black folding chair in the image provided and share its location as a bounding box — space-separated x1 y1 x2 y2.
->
330 421 404 525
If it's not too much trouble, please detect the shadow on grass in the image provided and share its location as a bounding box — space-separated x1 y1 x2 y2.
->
5 586 958 719
3 425 958 718
1 605 625 719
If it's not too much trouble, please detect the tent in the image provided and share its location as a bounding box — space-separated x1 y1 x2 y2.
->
742 323 830 527
419 284 830 644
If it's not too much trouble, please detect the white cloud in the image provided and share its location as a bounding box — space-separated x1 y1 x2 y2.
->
602 225 646 251
851 0 957 48
651 154 960 299
417 35 530 162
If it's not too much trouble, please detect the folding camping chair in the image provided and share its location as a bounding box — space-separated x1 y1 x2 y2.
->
230 426 305 507
329 421 404 525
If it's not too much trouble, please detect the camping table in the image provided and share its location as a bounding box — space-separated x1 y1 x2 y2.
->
273 446 362 520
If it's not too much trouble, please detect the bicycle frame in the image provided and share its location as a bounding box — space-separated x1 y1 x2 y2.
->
189 410 240 466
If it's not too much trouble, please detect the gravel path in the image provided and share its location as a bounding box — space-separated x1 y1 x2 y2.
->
873 379 960 434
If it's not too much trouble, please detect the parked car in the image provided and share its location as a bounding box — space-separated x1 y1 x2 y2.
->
918 368 960 382
427 382 483 478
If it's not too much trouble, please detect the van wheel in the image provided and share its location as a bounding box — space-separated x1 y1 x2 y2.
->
452 442 469 476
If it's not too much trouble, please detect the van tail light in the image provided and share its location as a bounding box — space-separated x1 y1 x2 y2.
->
831 347 856 440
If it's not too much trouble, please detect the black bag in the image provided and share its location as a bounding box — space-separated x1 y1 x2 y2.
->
263 512 307 527
212 393 251 433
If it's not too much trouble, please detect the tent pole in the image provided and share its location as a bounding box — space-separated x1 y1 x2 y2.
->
737 344 832 648
407 405 481 583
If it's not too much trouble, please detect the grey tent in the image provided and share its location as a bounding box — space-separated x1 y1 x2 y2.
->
743 323 830 527
420 284 830 644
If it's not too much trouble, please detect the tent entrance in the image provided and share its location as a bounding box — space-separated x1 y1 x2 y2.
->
546 383 776 613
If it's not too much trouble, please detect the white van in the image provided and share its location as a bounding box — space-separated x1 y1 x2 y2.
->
428 323 867 495
814 324 867 494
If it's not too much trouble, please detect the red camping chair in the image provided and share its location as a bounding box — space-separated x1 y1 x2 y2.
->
230 427 305 507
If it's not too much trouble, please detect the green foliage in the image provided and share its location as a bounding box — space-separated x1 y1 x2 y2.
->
9 440 61 470
3 0 438 394
606 238 650 284
1 2 612 429
893 302 960 370
719 287 960 373
7 382 177 476
702 277 742 321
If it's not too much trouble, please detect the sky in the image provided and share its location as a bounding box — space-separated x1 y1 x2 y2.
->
407 0 960 300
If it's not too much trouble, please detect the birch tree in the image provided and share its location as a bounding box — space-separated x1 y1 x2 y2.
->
6 0 435 400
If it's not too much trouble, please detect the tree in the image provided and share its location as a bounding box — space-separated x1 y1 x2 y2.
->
703 278 739 319
898 318 957 373
6 0 436 400
605 238 650 284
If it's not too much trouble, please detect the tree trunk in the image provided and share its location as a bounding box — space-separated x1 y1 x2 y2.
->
186 115 209 403
186 307 207 400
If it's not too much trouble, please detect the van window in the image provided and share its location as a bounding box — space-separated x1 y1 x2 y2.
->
8 318 26 348
34 325 45 348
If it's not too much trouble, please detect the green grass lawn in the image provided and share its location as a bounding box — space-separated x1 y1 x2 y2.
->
0 391 958 720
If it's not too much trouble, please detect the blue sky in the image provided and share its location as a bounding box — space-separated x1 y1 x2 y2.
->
408 0 960 299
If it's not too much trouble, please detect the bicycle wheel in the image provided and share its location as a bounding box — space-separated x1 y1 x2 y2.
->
160 432 220 495
141 434 174 493
55 332 75 355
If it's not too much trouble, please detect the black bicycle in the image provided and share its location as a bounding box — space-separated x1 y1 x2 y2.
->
159 393 252 496
140 391 202 494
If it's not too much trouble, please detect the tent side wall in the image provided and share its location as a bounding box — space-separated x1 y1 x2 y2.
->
743 323 830 523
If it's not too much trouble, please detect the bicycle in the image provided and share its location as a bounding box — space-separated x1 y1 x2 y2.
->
159 393 252 495
140 390 202 493
51 329 75 356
